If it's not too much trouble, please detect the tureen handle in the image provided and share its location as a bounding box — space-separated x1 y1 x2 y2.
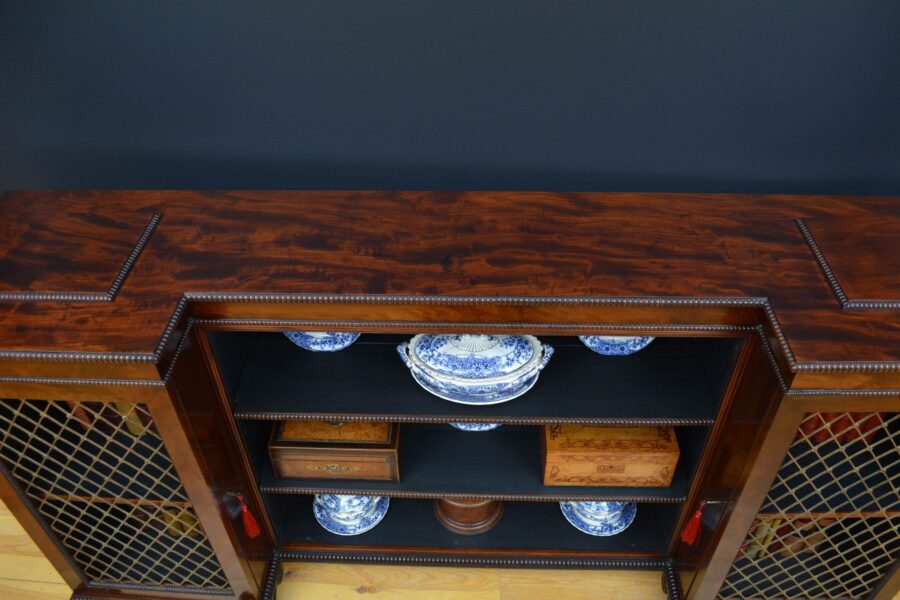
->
396 343 412 368
538 344 554 370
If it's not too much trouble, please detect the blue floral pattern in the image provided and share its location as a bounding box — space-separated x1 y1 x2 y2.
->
312 495 389 536
412 334 535 378
450 422 501 432
406 364 542 405
579 336 655 356
560 501 637 537
315 494 371 516
575 501 627 520
283 331 361 352
398 334 553 405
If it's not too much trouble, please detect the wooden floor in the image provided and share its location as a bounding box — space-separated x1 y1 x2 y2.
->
2 499 895 600
0 502 69 600
278 562 665 600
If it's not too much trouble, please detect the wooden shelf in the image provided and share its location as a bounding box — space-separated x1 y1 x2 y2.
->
222 334 741 425
244 422 708 503
267 495 681 555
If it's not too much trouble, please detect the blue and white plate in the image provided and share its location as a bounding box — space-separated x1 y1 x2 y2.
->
284 331 361 352
579 336 654 356
559 501 637 537
450 422 501 432
313 496 389 536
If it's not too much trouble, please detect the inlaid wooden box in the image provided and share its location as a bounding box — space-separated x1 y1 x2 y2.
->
542 424 680 487
269 420 399 482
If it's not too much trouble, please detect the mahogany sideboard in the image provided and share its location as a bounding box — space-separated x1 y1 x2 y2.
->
0 190 897 600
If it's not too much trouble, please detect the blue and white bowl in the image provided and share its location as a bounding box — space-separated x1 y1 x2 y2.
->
313 494 389 536
398 334 553 405
450 422 501 432
560 501 636 537
579 336 654 356
284 331 361 352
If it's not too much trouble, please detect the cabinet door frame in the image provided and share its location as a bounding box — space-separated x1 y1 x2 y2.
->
0 379 257 600
690 389 900 600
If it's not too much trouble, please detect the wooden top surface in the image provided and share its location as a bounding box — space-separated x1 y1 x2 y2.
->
0 191 898 384
544 425 679 454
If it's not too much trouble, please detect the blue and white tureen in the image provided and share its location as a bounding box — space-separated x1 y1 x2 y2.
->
284 331 361 352
579 336 654 356
397 334 553 405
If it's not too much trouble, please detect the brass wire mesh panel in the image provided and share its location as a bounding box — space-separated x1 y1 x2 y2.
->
719 412 900 599
0 399 230 591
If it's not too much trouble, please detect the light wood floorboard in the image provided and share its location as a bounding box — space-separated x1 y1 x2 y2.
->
279 562 668 600
0 504 68 599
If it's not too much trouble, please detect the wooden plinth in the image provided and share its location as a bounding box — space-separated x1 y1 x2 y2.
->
433 498 504 536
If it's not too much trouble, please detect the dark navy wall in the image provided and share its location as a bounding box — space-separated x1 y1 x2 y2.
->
1 1 899 193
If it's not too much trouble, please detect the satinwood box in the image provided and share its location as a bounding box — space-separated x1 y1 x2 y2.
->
269 420 399 482
542 424 679 487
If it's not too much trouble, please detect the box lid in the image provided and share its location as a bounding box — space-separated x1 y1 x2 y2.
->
272 420 397 449
544 424 679 454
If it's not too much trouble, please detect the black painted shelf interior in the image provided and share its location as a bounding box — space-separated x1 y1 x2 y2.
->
221 333 740 423
245 421 708 502
267 494 679 554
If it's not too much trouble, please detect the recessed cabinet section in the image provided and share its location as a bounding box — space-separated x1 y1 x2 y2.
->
206 331 743 559
210 333 742 423
266 494 683 555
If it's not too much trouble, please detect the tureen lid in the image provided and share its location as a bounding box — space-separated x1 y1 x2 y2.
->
407 334 541 380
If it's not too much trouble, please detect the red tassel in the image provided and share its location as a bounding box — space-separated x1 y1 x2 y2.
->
237 494 261 539
681 501 705 546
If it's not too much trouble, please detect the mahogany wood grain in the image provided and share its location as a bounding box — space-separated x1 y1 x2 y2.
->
153 377 258 598
0 191 898 388
685 396 804 600
192 328 279 551
674 334 786 599
433 498 504 536
0 196 155 299
800 216 899 306
164 327 276 584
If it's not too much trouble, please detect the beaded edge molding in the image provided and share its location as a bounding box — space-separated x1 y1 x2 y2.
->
274 550 670 569
257 486 687 503
235 413 714 426
1 295 899 378
0 213 162 304
172 297 900 374
796 218 900 311
77 581 233 596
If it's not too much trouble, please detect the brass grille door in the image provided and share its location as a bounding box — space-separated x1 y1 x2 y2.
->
0 399 231 595
719 412 899 599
